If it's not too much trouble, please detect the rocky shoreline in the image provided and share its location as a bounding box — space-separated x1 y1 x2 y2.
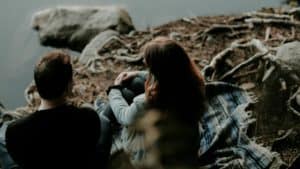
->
2 6 300 165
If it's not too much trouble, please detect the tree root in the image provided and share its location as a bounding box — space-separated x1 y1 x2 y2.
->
86 57 108 74
245 18 300 27
233 69 259 79
244 12 291 20
265 27 271 41
220 52 269 81
203 39 268 81
287 87 300 117
110 54 143 63
195 24 252 41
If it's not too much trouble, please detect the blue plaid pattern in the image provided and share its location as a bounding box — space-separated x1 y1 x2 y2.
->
199 82 280 169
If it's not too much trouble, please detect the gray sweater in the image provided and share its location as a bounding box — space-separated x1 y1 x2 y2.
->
108 71 148 165
109 90 146 126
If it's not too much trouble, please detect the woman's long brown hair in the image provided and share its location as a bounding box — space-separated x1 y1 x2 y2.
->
143 37 206 123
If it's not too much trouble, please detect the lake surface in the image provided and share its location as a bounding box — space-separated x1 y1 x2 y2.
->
0 0 282 109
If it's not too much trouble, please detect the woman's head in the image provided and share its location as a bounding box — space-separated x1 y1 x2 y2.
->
143 37 192 82
142 37 206 122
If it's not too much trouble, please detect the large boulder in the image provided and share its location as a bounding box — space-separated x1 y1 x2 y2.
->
32 6 135 51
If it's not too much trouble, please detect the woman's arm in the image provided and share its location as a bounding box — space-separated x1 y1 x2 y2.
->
108 89 146 126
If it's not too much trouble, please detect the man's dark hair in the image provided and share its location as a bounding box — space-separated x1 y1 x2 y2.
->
34 51 72 100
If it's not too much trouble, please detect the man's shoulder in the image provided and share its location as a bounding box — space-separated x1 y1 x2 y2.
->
73 107 101 129
7 105 98 129
76 106 99 119
44 104 98 119
76 106 96 113
6 112 35 132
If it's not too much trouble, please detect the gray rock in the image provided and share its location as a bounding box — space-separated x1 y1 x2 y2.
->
275 41 300 75
260 41 300 87
262 41 300 84
32 6 135 51
80 30 119 64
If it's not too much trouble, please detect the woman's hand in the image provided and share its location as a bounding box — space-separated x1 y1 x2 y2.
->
120 71 140 81
114 71 140 85
114 73 126 85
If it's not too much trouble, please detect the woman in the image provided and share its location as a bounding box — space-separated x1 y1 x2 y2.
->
106 37 206 167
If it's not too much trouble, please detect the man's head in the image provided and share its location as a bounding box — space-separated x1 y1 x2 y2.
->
34 51 73 100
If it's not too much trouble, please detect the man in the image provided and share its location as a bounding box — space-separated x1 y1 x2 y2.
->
5 51 106 169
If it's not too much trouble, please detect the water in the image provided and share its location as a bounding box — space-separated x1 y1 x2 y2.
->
0 0 282 109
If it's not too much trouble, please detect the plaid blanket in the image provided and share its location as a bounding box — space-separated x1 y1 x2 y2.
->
199 82 285 169
111 81 286 169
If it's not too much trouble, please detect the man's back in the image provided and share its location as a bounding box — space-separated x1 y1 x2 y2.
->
5 105 101 169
